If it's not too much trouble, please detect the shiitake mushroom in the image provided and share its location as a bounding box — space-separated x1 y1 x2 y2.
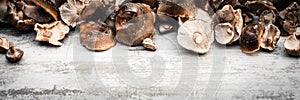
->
6 46 24 63
240 24 265 54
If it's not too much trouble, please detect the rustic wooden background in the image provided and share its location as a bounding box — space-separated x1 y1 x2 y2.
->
0 25 299 100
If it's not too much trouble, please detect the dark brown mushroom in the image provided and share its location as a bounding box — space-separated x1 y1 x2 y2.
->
260 24 281 51
245 0 277 15
7 1 36 31
31 0 59 21
0 37 10 53
278 2 298 35
115 3 156 46
34 21 70 46
80 21 116 51
259 10 276 25
157 1 191 18
209 0 238 12
6 46 24 63
240 24 265 54
15 0 52 22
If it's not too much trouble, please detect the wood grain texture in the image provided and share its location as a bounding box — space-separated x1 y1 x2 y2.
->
0 26 299 100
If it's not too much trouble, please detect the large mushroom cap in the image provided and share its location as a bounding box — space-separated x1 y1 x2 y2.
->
260 24 281 51
240 24 264 54
115 3 156 46
34 21 70 46
214 23 235 44
59 0 88 27
177 19 213 54
31 0 59 21
284 32 300 56
0 37 10 53
157 1 191 18
80 21 116 51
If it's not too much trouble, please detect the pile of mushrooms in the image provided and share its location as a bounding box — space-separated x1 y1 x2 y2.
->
0 0 299 57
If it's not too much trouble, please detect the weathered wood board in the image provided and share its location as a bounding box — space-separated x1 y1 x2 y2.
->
0 26 299 100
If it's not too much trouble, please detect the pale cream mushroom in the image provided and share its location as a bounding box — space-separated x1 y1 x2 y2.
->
34 21 70 46
284 32 300 56
260 24 281 51
0 37 10 53
214 23 235 44
177 19 213 54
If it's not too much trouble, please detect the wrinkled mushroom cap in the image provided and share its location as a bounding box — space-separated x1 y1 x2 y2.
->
240 24 264 54
157 1 191 18
80 21 116 51
245 0 277 15
0 37 10 53
214 23 235 44
34 21 70 46
6 46 24 63
260 24 281 51
177 19 213 54
15 0 52 22
284 32 300 56
31 0 59 21
216 5 235 23
259 10 276 25
115 3 156 46
59 0 87 27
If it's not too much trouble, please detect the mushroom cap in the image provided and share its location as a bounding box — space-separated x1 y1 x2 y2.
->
31 0 59 21
177 19 213 54
260 24 281 51
231 9 243 43
157 1 191 18
214 23 235 44
240 24 264 54
245 0 277 15
216 5 235 23
284 32 300 56
6 46 24 63
15 0 52 23
0 37 10 53
259 10 276 25
34 21 70 46
115 3 156 46
59 0 87 27
80 21 116 51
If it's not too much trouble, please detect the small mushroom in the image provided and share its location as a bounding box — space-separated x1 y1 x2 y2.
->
80 21 115 51
214 23 235 44
240 24 265 54
177 19 213 54
0 37 10 53
259 10 276 25
6 46 24 63
34 21 70 46
115 3 156 46
142 38 157 51
260 24 281 51
284 32 300 56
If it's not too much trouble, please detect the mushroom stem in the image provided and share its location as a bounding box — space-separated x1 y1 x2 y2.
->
10 46 16 53
193 32 203 44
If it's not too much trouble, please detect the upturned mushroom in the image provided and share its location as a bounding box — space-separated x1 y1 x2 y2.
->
115 3 156 46
284 32 300 56
34 21 70 46
278 2 298 35
260 24 281 51
177 19 213 54
0 37 10 53
240 24 265 54
259 10 276 26
80 21 116 51
59 0 88 27
6 46 24 63
212 5 243 44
